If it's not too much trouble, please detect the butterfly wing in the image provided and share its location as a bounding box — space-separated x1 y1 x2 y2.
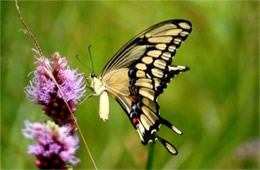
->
102 19 191 77
101 19 192 155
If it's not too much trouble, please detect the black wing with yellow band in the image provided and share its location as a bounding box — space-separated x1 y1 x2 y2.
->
102 19 192 155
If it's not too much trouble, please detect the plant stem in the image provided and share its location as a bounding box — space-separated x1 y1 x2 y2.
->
47 70 98 169
15 0 97 168
146 143 155 170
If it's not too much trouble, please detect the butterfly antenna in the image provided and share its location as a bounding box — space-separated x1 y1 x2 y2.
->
75 54 92 72
88 45 95 73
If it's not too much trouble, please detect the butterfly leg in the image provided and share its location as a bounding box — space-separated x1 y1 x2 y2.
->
79 93 98 104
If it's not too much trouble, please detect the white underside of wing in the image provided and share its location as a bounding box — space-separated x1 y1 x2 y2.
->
102 68 130 97
92 68 130 122
101 68 132 114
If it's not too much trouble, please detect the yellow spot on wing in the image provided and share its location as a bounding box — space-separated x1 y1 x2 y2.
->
151 68 164 78
169 65 186 71
141 105 158 124
180 31 189 37
174 38 182 45
136 63 147 70
148 36 173 43
156 43 167 50
135 78 153 89
136 70 146 78
165 28 182 36
153 78 161 89
168 45 176 52
147 50 162 58
139 123 145 134
154 59 167 69
162 52 171 60
179 22 191 29
140 114 153 130
145 32 152 38
136 128 144 141
142 97 157 113
139 87 155 101
142 56 153 64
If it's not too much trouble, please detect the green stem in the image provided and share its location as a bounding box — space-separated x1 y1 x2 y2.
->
146 143 155 170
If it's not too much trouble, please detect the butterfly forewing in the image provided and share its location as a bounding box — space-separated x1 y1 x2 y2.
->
101 19 191 76
101 19 192 155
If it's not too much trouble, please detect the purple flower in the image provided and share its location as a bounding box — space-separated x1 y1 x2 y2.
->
25 53 86 128
23 120 80 169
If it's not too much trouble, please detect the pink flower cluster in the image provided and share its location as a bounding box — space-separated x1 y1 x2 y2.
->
25 53 86 128
24 52 86 169
23 120 80 169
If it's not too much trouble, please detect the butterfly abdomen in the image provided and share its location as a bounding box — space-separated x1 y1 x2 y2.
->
99 91 109 121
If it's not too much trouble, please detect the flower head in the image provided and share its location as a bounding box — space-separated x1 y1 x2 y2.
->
25 53 86 127
23 120 80 169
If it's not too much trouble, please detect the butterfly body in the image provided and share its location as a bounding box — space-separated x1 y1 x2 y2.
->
88 19 192 155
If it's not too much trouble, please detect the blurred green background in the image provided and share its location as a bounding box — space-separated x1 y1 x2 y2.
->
1 1 259 169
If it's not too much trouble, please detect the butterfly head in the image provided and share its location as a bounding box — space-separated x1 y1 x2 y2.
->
88 72 105 95
90 72 96 78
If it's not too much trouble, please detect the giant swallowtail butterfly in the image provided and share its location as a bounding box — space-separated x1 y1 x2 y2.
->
88 19 192 155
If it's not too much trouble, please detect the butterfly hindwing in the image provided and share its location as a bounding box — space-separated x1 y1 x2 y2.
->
101 19 192 155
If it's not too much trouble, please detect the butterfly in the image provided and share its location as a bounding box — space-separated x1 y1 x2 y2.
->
87 19 192 155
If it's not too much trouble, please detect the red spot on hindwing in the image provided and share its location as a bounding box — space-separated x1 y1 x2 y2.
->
131 87 138 103
132 117 139 127
132 95 137 103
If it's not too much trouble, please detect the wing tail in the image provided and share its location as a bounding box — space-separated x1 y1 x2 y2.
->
160 117 183 135
156 134 178 155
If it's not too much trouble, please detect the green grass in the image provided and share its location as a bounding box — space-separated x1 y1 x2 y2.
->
1 1 259 169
